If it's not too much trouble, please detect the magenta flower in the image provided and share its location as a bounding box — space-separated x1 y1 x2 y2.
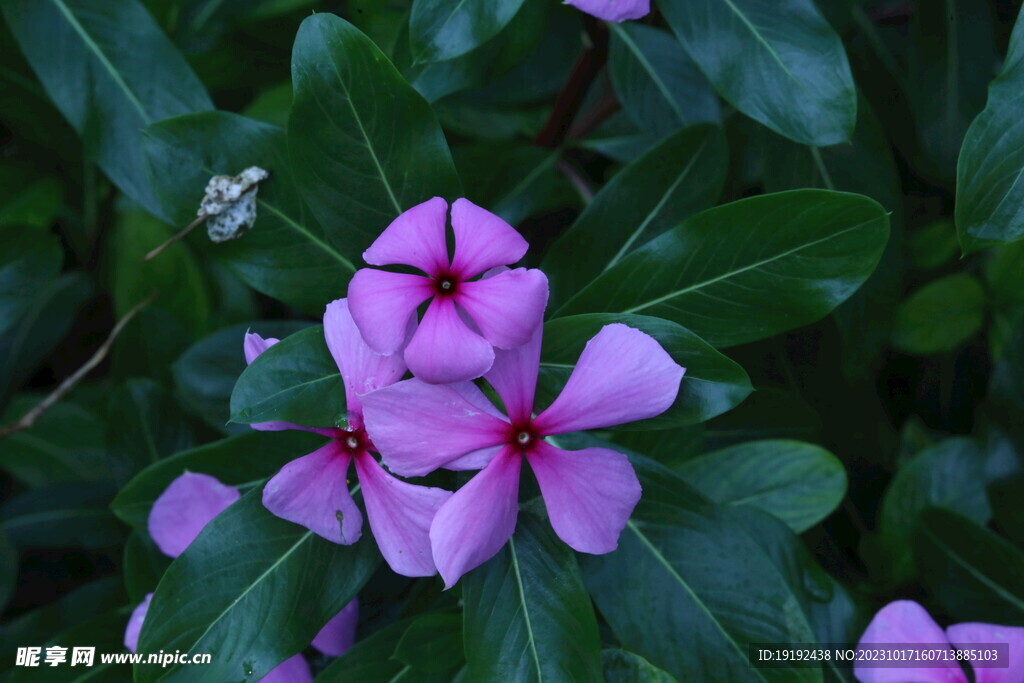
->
565 0 649 22
125 472 359 676
361 323 684 587
855 600 1024 683
348 197 549 385
249 299 452 577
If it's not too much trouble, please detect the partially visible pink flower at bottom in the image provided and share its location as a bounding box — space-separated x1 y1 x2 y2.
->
564 0 649 22
855 600 1024 683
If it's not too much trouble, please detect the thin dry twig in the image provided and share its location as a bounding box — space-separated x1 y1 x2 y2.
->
0 293 157 439
145 214 207 261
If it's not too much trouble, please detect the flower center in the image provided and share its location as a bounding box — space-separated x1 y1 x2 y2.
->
434 273 459 296
516 431 531 446
508 423 538 451
337 428 368 455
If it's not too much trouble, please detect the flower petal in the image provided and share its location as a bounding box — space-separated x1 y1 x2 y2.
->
361 379 508 477
124 593 152 653
854 600 966 683
324 298 407 423
533 323 685 435
444 444 505 472
362 196 449 276
450 198 529 278
946 622 1024 683
148 472 240 559
526 442 641 554
457 268 548 350
354 451 451 576
430 447 522 588
244 332 279 365
348 268 433 355
312 599 359 657
404 297 495 384
484 324 542 425
259 655 312 683
565 0 650 22
262 443 362 545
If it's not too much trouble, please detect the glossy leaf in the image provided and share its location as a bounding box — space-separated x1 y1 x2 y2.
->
0 397 107 486
463 513 602 682
394 613 464 675
1 482 124 549
891 274 985 355
317 618 413 681
658 0 856 146
544 124 728 304
230 325 345 428
556 190 889 348
289 14 461 254
602 649 677 683
0 0 212 216
0 228 61 338
136 488 380 682
539 313 751 429
675 439 847 533
410 0 526 63
106 379 196 485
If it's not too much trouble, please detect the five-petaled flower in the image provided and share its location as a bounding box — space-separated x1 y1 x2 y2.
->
348 197 549 385
361 323 684 587
125 472 358 682
250 298 452 577
565 0 650 22
855 600 1024 683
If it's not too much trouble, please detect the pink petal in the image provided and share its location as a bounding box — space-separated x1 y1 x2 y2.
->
362 196 450 276
526 442 641 554
262 443 362 545
324 298 407 423
259 654 312 683
124 593 152 653
484 325 542 425
456 268 548 350
448 381 508 422
348 269 433 355
354 451 451 576
946 622 1024 683
450 198 529 278
532 324 685 436
430 447 522 588
854 600 966 683
148 472 240 559
404 297 495 384
312 599 359 657
444 444 505 472
565 0 650 22
244 332 279 365
361 379 508 477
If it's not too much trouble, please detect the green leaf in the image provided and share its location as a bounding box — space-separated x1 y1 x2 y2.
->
0 166 63 229
289 13 461 253
608 23 720 137
463 513 602 682
0 0 212 217
544 124 727 306
602 649 678 683
172 321 312 434
123 531 171 602
581 458 821 682
136 488 380 682
0 528 15 613
143 111 355 313
8 609 130 683
394 613 464 675
410 0 526 63
106 379 196 485
111 430 324 530
876 438 992 583
0 396 107 486
0 229 60 338
658 0 855 146
956 5 1024 252
230 325 345 428
985 241 1024 310
317 618 413 682
540 314 751 429
891 274 985 354
0 482 124 549
675 440 846 533
908 220 959 271
915 507 1024 625
556 190 889 348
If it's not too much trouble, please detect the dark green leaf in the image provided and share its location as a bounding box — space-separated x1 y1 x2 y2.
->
0 482 124 549
659 0 855 146
540 314 751 429
0 228 61 337
8 609 130 682
0 0 212 216
124 531 171 602
891 274 985 354
908 220 959 271
602 649 678 683
556 190 889 348
136 488 380 682
0 397 107 486
410 0 525 63
106 379 196 485
394 613 463 674
544 124 728 305
0 166 62 229
0 528 15 613
289 14 461 253
463 513 602 682
230 325 345 428
317 618 412 682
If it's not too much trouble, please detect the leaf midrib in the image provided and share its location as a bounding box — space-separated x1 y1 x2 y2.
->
509 537 544 682
237 371 340 421
921 523 1024 614
610 23 687 124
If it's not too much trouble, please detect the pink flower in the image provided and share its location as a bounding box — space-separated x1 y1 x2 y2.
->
361 323 684 587
250 299 452 577
125 472 359 671
348 197 549 385
565 0 649 22
855 600 1024 683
